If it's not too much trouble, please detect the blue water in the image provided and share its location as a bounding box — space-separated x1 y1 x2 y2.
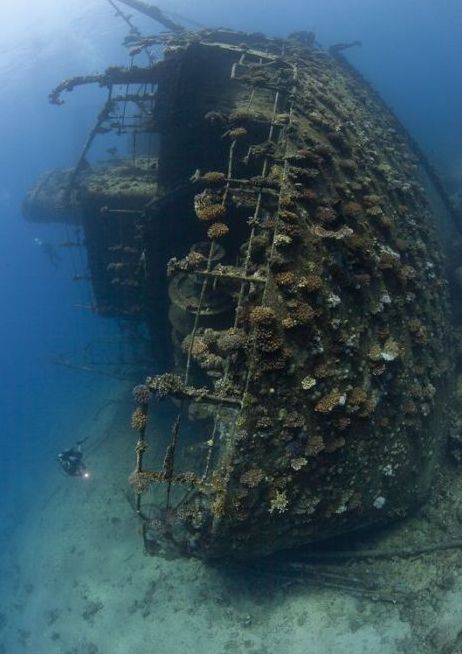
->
0 0 461 651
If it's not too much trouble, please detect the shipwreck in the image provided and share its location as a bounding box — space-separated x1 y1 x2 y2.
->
24 0 456 559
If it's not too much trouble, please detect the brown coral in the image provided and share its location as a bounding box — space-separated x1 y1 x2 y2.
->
399 265 417 282
347 387 375 416
362 194 382 207
403 400 418 415
380 337 401 361
182 335 209 358
336 416 352 430
371 362 386 376
366 205 383 217
255 327 284 353
296 148 323 165
342 201 362 217
147 373 183 398
194 190 226 221
240 468 265 488
327 131 352 154
368 344 383 362
167 251 206 277
228 127 248 139
306 433 325 457
131 407 148 432
378 251 400 270
379 215 394 229
279 223 302 241
303 189 319 202
260 351 288 371
282 301 315 328
132 384 151 405
195 203 226 222
314 362 336 378
200 353 224 371
284 411 305 429
339 158 358 173
280 210 298 223
229 109 257 123
293 167 320 181
298 274 323 292
312 225 353 240
408 319 429 344
280 194 298 210
207 222 229 239
202 171 226 184
210 493 226 517
216 328 246 353
344 233 374 252
274 271 297 287
256 415 273 429
348 386 368 408
313 143 335 160
324 436 346 453
315 389 345 413
250 307 283 353
315 206 337 224
249 305 277 326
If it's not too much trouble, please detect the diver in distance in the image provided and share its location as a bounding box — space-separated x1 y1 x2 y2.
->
57 439 90 478
34 237 62 268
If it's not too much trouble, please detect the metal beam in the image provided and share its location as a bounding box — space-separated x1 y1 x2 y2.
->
114 0 184 32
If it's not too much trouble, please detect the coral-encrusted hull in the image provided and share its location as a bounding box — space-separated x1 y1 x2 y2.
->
25 28 452 559
142 31 451 559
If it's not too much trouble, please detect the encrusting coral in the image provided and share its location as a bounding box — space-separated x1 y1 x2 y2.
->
315 389 346 414
282 301 315 328
202 171 226 184
228 127 248 140
207 222 229 239
194 190 226 221
342 201 362 217
132 384 151 405
269 490 289 514
240 468 265 488
216 328 247 353
131 407 148 431
298 274 323 292
312 225 353 240
315 206 337 224
249 306 277 326
195 202 226 222
274 271 297 288
301 375 316 390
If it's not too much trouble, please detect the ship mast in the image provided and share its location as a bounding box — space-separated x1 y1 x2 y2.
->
112 0 184 32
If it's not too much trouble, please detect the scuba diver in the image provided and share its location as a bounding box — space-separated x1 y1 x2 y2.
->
34 237 62 268
57 439 90 478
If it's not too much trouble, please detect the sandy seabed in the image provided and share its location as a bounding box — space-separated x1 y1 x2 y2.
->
1 383 462 654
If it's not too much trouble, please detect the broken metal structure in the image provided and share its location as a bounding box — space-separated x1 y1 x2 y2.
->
24 2 454 559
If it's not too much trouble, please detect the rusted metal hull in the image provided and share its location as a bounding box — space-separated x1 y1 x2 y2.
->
25 29 453 559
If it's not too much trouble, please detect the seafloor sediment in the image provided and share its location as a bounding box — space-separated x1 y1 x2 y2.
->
1 384 462 654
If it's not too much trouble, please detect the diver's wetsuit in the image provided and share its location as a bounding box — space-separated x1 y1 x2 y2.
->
58 446 86 477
